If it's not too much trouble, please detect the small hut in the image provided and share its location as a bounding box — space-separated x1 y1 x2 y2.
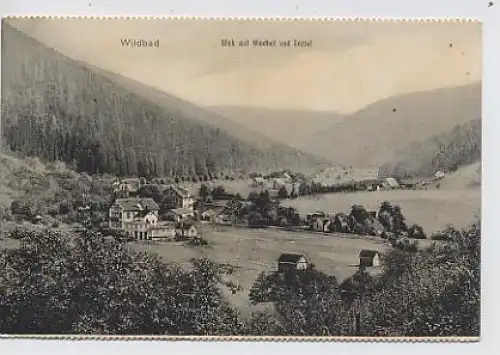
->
277 253 308 273
359 250 381 267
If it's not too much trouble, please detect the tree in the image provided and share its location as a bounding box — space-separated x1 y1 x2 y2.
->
10 200 26 215
298 182 310 196
199 183 209 202
408 224 426 239
248 212 265 228
58 200 74 215
245 311 284 336
248 266 350 336
0 229 245 335
362 224 480 337
278 186 288 199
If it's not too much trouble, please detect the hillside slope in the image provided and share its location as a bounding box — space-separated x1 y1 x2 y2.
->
310 84 481 166
0 152 112 214
206 106 345 158
435 162 481 190
378 118 481 178
1 23 322 178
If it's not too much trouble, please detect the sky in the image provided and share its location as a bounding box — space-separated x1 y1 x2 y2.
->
7 18 482 114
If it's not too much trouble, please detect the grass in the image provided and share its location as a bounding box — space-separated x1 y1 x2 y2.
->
180 179 263 199
282 188 480 234
131 225 393 317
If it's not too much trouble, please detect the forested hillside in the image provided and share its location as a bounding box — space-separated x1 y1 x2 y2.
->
1 23 321 178
379 118 481 178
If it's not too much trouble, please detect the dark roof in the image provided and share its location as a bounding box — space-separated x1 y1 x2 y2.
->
114 198 159 211
278 253 306 264
359 250 380 258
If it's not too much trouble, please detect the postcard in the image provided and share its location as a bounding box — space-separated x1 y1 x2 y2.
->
0 17 481 341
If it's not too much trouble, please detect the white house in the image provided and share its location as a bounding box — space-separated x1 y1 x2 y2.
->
108 198 159 229
434 170 446 179
124 210 159 240
175 222 198 239
149 224 176 241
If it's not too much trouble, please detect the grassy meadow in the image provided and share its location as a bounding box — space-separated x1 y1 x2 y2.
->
282 188 480 234
131 225 394 316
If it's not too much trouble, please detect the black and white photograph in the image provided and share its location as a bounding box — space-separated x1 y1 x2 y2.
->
0 18 481 339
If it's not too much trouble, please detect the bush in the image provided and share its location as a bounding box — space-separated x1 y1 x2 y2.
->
10 200 26 215
0 230 244 335
187 236 209 247
58 200 74 215
431 225 461 241
408 224 426 239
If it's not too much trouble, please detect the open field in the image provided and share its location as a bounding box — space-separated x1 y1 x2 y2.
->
131 225 392 316
180 179 258 198
283 187 480 234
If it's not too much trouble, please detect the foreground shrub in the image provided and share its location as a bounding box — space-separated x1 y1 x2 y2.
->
0 229 243 335
408 224 427 239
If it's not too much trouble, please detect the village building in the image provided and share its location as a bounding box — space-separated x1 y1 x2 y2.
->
323 219 333 233
112 178 143 197
307 211 326 230
382 177 400 190
200 208 218 221
149 223 176 241
434 170 446 179
123 210 159 240
108 198 159 229
164 207 195 222
175 222 198 239
359 250 381 267
251 177 266 188
164 186 195 210
277 253 309 273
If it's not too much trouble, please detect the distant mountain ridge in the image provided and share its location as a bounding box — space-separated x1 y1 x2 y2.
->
208 84 481 167
308 83 482 167
1 23 323 178
206 106 345 158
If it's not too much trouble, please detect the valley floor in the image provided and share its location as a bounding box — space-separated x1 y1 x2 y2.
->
132 225 396 317
282 188 480 234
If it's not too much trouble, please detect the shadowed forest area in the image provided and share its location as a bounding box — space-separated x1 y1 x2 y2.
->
1 24 321 179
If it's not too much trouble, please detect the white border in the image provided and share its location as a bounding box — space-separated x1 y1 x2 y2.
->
0 0 498 354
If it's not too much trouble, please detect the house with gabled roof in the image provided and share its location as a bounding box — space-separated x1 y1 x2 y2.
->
164 186 195 210
175 222 198 239
359 250 381 267
108 198 159 229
